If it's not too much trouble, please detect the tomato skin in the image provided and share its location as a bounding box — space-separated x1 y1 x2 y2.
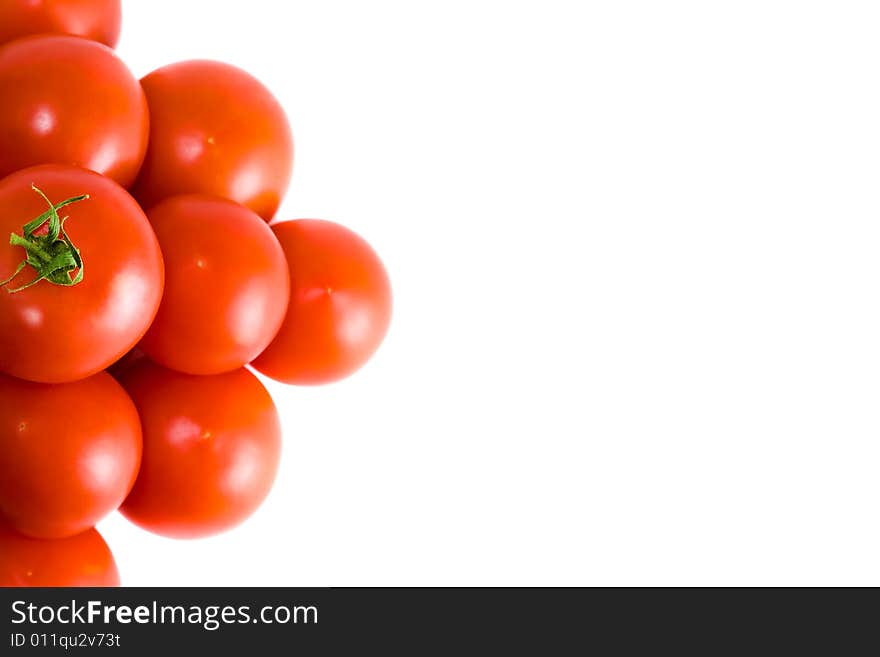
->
118 362 282 539
138 195 290 375
133 60 293 220
0 372 142 540
0 525 120 587
0 35 148 187
0 0 122 48
253 220 392 385
0 165 164 384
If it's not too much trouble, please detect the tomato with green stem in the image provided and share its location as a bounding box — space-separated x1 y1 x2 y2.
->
0 371 142 539
0 525 120 587
0 165 164 384
118 361 282 539
0 0 122 48
0 35 148 187
253 220 393 385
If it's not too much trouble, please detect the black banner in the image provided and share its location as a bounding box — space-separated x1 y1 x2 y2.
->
0 587 872 652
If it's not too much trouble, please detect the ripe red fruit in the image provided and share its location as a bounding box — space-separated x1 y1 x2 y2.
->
138 195 290 375
0 371 142 539
133 60 294 220
0 0 122 49
253 220 392 385
0 525 120 587
0 35 148 187
0 165 164 384
118 362 282 539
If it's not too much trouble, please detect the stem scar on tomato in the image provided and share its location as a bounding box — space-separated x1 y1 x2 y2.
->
0 184 89 293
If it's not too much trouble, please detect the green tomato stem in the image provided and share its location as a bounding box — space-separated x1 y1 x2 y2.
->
1 185 88 293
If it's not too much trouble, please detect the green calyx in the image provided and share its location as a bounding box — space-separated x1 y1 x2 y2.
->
0 185 89 294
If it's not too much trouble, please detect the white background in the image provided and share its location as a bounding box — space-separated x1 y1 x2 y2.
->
99 0 880 586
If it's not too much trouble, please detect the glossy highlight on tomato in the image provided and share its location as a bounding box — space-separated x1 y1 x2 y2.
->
0 35 148 187
0 0 122 48
118 362 282 539
139 195 290 375
0 525 120 587
133 60 294 220
0 371 142 539
253 220 392 385
0 165 164 384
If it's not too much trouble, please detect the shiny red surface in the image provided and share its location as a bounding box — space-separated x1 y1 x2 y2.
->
119 362 281 539
0 165 164 383
0 0 122 48
0 525 120 587
253 220 392 385
0 372 142 539
0 35 148 186
139 195 290 375
133 60 293 220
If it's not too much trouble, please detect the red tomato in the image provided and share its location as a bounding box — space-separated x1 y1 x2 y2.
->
0 165 164 384
118 362 282 539
133 60 293 220
253 220 392 385
0 35 148 187
0 525 120 587
138 195 290 375
0 371 142 539
0 0 122 48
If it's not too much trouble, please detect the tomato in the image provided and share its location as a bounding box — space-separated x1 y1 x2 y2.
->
0 165 164 384
253 220 392 385
118 362 281 539
138 195 290 375
0 524 120 587
0 0 122 48
133 60 293 220
0 35 148 187
0 371 142 539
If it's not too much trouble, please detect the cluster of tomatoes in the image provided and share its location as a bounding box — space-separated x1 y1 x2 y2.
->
0 1 391 586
